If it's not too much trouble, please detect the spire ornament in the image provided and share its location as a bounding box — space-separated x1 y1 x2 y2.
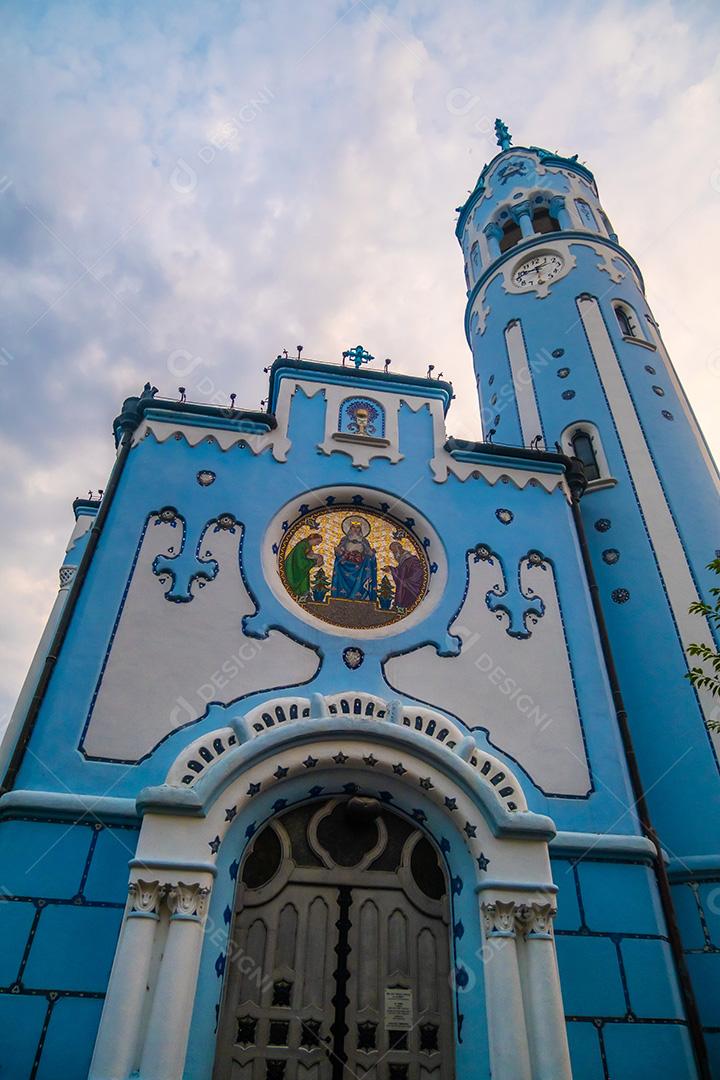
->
342 345 375 370
494 118 512 151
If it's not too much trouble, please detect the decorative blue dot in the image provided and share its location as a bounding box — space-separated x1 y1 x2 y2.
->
562 389 576 400
595 518 611 532
552 348 565 358
602 549 620 564
612 587 630 604
557 367 570 378
652 385 665 397
495 508 514 525
662 410 674 421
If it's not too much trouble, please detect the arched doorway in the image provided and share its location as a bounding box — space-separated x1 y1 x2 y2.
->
213 796 456 1079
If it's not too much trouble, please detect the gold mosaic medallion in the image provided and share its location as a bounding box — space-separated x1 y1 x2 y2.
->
279 505 429 629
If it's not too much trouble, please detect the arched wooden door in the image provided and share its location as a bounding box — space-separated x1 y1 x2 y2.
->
214 797 456 1080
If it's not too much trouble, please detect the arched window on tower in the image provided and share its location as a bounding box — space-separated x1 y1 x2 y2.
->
561 421 614 489
499 218 522 253
598 209 616 240
470 241 481 279
531 207 561 235
613 301 641 340
570 429 601 481
575 199 598 231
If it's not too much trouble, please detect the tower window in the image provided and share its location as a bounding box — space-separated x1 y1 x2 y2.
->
561 421 612 487
531 208 560 235
599 209 617 240
613 301 643 340
570 429 601 481
575 199 598 231
499 219 522 253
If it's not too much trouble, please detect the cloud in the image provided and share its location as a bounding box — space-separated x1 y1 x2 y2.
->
1 0 719 725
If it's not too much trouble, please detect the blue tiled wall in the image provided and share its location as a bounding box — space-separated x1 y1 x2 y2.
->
0 815 138 1079
671 877 720 1058
553 856 696 1078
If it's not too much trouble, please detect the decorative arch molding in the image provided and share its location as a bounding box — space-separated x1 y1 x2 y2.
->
89 693 571 1080
152 692 545 834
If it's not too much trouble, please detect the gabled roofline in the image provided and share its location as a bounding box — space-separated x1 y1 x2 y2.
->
267 355 455 415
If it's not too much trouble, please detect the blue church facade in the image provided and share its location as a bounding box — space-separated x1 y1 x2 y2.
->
1 128 719 1079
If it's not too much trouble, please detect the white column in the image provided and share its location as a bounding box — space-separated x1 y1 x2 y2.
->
89 880 163 1080
139 881 211 1080
512 202 534 239
518 903 572 1080
481 900 532 1080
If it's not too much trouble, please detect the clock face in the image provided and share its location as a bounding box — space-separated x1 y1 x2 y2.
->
512 253 565 288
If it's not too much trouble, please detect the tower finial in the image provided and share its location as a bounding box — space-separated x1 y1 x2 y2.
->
494 118 512 151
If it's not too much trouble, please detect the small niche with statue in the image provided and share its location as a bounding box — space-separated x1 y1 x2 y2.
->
334 396 389 447
279 505 429 629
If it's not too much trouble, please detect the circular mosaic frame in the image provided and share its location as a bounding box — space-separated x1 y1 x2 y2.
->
278 504 430 631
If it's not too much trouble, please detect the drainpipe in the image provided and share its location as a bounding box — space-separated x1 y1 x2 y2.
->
566 458 710 1080
1 396 141 794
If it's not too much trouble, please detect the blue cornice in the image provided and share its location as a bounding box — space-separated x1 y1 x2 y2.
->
72 498 100 518
0 788 138 823
550 830 654 863
268 357 454 415
141 407 271 436
113 394 275 447
444 436 574 479
463 233 646 343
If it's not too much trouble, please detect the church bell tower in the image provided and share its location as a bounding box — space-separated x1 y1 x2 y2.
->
456 118 720 1073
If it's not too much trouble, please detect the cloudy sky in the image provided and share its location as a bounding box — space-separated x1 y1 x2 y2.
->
1 0 719 729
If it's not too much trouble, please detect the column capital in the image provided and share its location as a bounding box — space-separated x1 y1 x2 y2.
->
483 222 504 241
510 201 532 224
128 879 164 918
517 901 557 940
549 195 566 214
482 899 519 937
167 880 211 921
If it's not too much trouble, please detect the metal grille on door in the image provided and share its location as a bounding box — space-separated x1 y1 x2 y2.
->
214 797 455 1080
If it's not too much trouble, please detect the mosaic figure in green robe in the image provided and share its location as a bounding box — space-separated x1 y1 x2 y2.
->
284 533 323 599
